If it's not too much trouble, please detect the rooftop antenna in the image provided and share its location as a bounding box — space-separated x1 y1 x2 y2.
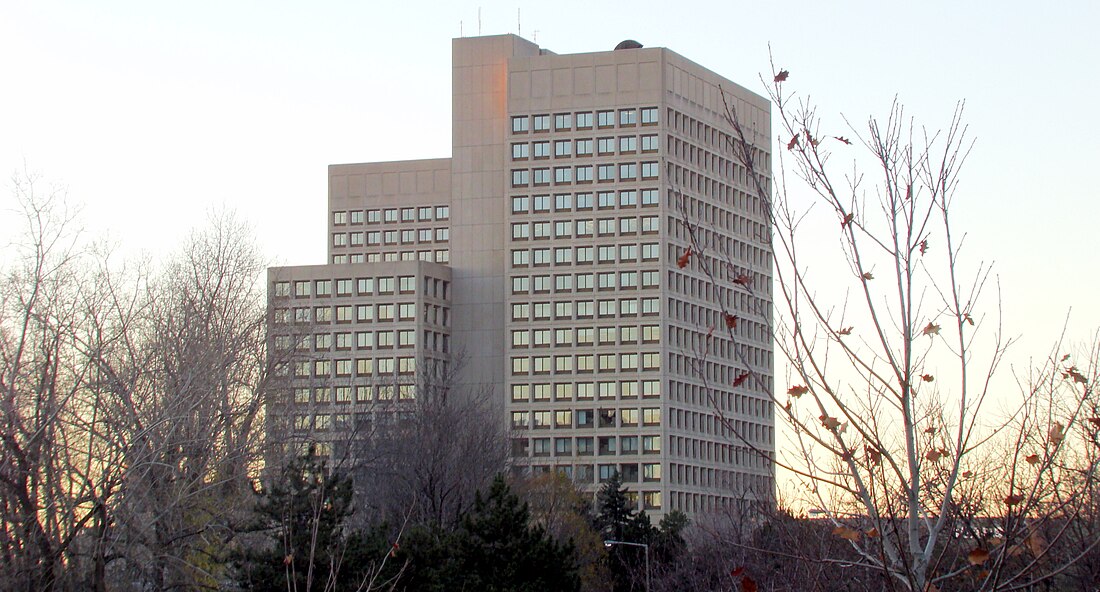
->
533 29 539 42
478 7 481 36
517 8 521 37
460 20 463 37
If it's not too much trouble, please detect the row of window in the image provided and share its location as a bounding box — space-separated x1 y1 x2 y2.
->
511 134 659 160
507 296 660 319
510 325 660 347
509 352 661 375
276 277 450 300
333 205 450 226
511 107 658 134
508 271 660 299
276 326 451 352
510 407 661 430
291 383 418 404
518 435 663 459
332 250 450 265
511 162 659 186
510 216 659 240
273 302 437 325
332 227 449 248
510 189 659 213
509 243 660 267
509 380 661 402
287 356 418 378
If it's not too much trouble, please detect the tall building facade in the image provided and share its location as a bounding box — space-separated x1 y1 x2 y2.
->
268 34 775 516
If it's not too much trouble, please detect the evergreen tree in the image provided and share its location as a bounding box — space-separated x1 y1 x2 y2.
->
397 475 581 592
595 472 635 542
236 451 394 591
457 475 580 591
654 510 689 561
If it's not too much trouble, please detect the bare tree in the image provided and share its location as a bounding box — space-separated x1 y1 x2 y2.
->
0 173 160 591
673 65 1100 590
352 359 509 529
108 211 274 590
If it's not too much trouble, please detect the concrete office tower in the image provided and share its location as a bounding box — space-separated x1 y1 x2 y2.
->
268 34 774 517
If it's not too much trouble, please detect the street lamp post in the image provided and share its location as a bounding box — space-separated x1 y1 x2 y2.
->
603 539 650 592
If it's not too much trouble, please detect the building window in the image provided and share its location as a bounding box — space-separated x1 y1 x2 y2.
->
554 167 572 183
554 194 572 211
576 112 593 129
512 170 530 187
533 141 550 158
576 139 593 156
555 140 571 157
512 116 529 133
512 196 529 213
597 110 615 128
620 109 637 126
533 168 551 185
555 113 572 130
641 162 659 179
533 114 550 132
641 134 659 152
512 143 530 159
641 107 658 125
597 137 615 155
619 163 637 180
511 411 529 429
619 136 637 153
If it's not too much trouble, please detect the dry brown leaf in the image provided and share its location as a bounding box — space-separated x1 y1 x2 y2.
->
1026 531 1046 557
676 248 691 269
1049 422 1065 446
724 312 738 329
832 525 861 542
967 548 991 566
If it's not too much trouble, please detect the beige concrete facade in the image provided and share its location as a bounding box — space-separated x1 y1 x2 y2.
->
268 34 774 517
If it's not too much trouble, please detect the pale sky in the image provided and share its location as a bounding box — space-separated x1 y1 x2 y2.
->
2 0 1098 360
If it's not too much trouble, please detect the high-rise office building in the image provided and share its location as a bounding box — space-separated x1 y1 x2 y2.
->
268 34 775 516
